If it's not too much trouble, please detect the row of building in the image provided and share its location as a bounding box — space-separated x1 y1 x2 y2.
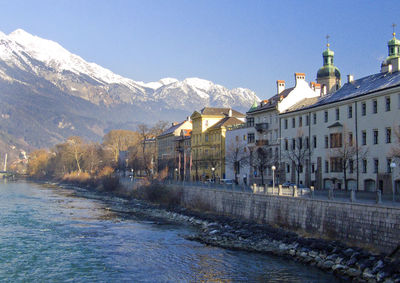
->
155 31 400 193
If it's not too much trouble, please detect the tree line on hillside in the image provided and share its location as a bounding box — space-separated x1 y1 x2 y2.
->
26 121 169 184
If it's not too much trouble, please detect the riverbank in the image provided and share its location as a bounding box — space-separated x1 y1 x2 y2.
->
28 179 400 282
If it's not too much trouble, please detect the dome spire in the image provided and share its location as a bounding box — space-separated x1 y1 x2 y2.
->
317 35 341 94
392 23 397 37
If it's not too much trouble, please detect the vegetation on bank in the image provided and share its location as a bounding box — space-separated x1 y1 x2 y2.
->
24 121 169 189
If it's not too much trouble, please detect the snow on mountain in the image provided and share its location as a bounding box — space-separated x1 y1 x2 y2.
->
0 29 260 111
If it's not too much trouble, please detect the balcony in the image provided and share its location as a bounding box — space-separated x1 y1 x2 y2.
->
255 123 269 132
256 139 269 146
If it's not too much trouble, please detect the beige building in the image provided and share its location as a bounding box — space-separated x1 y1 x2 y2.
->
280 33 400 193
190 107 245 181
156 118 192 179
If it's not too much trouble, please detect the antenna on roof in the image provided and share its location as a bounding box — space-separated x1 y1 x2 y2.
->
326 34 330 48
392 23 397 37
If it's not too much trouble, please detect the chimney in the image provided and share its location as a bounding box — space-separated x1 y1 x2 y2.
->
310 81 316 91
294 73 305 86
321 85 327 95
186 116 191 122
393 57 400 72
276 80 285 94
172 122 178 126
347 74 354 83
228 108 232 117
314 83 321 95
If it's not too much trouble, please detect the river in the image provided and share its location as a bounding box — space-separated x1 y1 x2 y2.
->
0 180 342 282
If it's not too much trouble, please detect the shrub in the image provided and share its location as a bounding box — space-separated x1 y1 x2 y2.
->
62 171 91 184
134 183 182 208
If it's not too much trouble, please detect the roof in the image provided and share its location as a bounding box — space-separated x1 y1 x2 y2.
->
247 87 294 113
284 97 320 112
200 107 245 118
284 70 400 113
207 117 244 131
158 120 190 138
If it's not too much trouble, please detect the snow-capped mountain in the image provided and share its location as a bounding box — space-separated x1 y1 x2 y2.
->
0 29 259 110
0 29 259 155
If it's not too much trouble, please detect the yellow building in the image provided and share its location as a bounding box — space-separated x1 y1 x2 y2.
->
190 107 245 181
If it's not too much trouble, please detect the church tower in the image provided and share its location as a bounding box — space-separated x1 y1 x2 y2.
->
317 36 341 94
381 24 400 73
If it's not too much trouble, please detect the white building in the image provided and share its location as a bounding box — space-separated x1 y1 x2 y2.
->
245 73 321 185
280 33 400 193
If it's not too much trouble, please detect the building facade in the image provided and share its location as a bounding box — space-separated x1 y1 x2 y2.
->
280 33 400 193
156 118 192 179
246 73 321 185
190 107 245 181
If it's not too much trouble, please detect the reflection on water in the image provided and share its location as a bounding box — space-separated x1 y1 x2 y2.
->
0 181 342 282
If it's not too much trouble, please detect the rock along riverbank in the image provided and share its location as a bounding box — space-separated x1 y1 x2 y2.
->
57 182 399 283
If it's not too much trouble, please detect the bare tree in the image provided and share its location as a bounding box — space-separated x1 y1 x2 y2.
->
225 140 248 184
390 125 400 161
329 129 368 190
102 129 140 163
284 130 312 186
67 136 85 173
252 146 277 185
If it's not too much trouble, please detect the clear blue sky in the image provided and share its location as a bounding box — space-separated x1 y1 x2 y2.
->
0 0 398 99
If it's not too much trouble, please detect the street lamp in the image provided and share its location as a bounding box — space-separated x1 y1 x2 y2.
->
271 165 276 191
390 161 396 202
175 168 178 181
211 167 215 182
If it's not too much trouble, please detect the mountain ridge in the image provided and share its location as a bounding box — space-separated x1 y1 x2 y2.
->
0 29 260 160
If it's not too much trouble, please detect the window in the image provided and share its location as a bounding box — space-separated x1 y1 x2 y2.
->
299 164 303 173
325 136 329 148
298 137 303 149
348 132 353 146
247 117 254 127
324 111 328 123
330 157 343 172
292 118 295 128
287 164 290 173
306 115 309 126
292 138 296 150
285 139 288 150
386 128 392 143
372 100 377 114
312 163 315 173
313 113 317 124
247 133 255 143
205 134 209 142
330 133 342 148
362 102 366 116
349 160 354 174
348 105 353 118
398 94 400 109
335 108 340 120
284 119 288 129
362 159 367 173
373 129 378 145
374 159 379 173
313 135 317 148
306 137 309 149
386 96 391 111
299 116 302 127
362 131 367 145
235 136 239 142
325 161 329 173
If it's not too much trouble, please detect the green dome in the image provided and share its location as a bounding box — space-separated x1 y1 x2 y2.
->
322 48 334 57
388 36 400 46
317 65 341 79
